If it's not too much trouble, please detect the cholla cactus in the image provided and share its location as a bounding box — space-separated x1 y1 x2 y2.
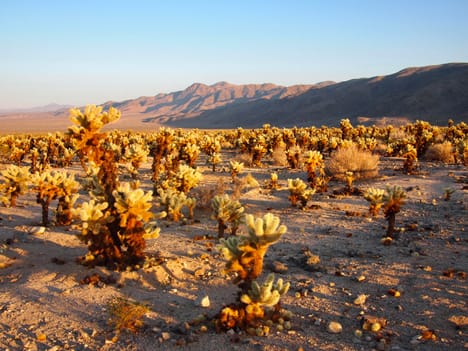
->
217 213 289 331
32 170 73 226
219 213 287 281
286 145 301 169
383 186 406 238
303 150 324 186
241 273 290 310
265 172 279 190
345 171 354 193
157 188 194 222
211 194 245 237
0 165 30 207
181 143 200 167
173 164 203 193
229 161 244 182
208 152 222 172
124 143 149 179
402 144 418 174
364 187 385 216
287 178 315 208
55 172 80 225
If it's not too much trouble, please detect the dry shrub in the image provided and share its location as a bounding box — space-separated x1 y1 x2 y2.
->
326 144 379 181
192 178 226 208
108 297 149 333
424 142 454 163
271 145 289 167
236 152 253 167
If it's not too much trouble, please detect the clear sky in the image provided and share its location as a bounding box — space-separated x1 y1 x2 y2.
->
1 0 467 109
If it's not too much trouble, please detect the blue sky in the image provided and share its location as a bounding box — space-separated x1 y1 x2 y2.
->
1 0 467 109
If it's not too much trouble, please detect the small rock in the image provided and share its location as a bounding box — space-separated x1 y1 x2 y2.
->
199 295 210 308
356 275 366 282
353 294 367 305
270 260 288 273
161 332 171 341
327 321 342 334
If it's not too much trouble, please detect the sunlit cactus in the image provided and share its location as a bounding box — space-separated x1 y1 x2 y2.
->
211 194 245 237
124 142 149 179
31 170 71 226
217 213 289 332
303 150 326 190
55 172 80 225
229 160 244 182
0 165 30 207
157 187 193 222
208 152 222 172
287 178 315 208
173 164 203 193
265 172 279 190
286 145 301 169
344 171 354 193
364 187 385 216
383 186 406 238
219 213 287 281
402 144 418 174
181 142 201 167
241 273 290 309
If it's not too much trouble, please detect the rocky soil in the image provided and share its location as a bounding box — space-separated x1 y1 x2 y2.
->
0 158 467 351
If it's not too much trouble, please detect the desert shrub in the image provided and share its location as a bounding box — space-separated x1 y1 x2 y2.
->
271 145 289 167
424 142 455 163
325 144 379 181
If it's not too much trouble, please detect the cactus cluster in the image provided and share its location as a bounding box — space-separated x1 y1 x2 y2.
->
217 213 290 331
287 178 315 208
364 187 385 216
0 165 30 207
211 194 245 237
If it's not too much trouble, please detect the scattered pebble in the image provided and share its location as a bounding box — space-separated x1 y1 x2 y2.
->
327 321 343 334
353 294 367 305
199 295 210 308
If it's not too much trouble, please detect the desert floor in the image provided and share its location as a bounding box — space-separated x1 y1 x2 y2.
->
0 156 467 351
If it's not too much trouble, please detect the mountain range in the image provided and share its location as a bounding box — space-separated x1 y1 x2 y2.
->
1 63 467 132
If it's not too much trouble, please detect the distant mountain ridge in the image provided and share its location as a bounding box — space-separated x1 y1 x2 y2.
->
0 63 466 133
164 63 468 128
102 81 331 124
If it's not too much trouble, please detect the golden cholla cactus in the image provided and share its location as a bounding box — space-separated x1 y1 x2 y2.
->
219 213 287 281
124 142 149 179
303 150 325 189
217 214 289 332
170 164 202 193
208 152 222 172
345 171 354 193
211 194 245 237
287 178 315 208
67 105 121 165
241 273 290 309
113 182 154 228
32 170 73 226
285 145 301 169
55 172 80 225
0 165 30 207
402 144 418 174
364 187 385 216
181 143 201 167
229 160 244 182
156 187 192 222
383 186 406 238
72 199 112 236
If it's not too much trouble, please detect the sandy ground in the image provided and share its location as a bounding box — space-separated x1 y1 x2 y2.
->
0 157 467 351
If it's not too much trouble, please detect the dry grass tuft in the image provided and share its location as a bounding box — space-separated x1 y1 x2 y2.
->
326 144 379 181
424 142 454 163
107 297 149 333
271 145 289 167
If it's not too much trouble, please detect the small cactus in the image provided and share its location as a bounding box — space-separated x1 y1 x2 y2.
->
364 188 385 216
383 186 406 238
211 194 245 237
229 161 244 182
287 178 315 208
0 165 30 207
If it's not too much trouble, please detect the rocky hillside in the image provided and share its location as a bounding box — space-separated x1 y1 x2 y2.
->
165 63 468 128
102 81 328 124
